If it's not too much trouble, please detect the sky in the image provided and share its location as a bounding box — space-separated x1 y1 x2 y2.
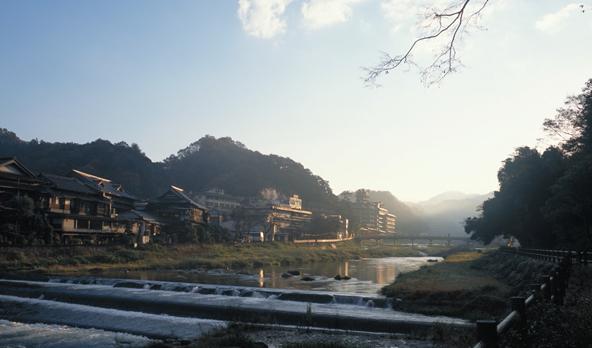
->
1 1 591 202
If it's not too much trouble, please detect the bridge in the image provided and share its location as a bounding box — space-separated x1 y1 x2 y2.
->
357 233 473 246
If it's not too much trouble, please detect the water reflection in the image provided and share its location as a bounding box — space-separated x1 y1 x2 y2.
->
97 257 441 294
258 269 264 288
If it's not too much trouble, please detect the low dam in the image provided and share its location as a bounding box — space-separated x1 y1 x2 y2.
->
0 278 472 338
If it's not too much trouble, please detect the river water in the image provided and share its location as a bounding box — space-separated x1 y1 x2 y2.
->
96 256 442 294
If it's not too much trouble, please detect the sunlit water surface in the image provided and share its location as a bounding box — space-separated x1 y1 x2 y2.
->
96 256 442 294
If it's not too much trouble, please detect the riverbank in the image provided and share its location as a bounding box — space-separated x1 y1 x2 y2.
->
501 264 592 347
151 323 435 348
382 250 556 320
0 241 452 275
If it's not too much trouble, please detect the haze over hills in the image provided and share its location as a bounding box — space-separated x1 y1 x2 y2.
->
0 128 490 235
412 191 494 237
339 190 491 237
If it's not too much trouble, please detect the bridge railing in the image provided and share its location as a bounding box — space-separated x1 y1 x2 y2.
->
472 247 578 348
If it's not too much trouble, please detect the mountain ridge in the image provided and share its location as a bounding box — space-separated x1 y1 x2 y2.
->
1 128 491 235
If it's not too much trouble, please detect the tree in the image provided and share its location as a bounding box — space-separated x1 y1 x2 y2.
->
365 0 491 86
0 195 55 245
543 80 592 154
466 79 592 249
465 147 565 247
365 1 588 86
542 80 592 249
544 155 592 249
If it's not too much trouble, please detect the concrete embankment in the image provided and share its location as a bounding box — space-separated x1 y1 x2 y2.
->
0 279 472 335
0 295 224 340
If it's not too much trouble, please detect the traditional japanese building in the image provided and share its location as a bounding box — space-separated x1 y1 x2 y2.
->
148 185 208 225
117 209 161 245
1 157 161 244
0 158 46 244
71 169 137 212
39 173 122 241
0 157 44 201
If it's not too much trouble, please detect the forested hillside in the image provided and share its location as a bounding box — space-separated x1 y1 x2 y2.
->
0 129 166 198
0 130 336 210
465 79 592 249
162 136 336 211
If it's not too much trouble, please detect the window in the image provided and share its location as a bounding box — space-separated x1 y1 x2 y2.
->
90 220 102 230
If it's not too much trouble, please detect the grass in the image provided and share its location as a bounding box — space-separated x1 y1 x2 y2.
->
146 324 369 348
0 241 452 274
382 250 511 320
145 324 265 348
381 249 559 321
500 265 592 348
283 342 361 348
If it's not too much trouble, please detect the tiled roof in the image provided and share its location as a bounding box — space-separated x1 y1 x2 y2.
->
0 157 37 178
41 174 98 195
169 186 207 210
71 169 138 201
118 209 161 224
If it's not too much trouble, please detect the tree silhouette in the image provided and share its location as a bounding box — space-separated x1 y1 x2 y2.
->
466 79 592 249
365 0 490 86
365 1 588 86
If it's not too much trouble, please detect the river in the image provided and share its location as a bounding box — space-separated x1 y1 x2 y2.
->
93 256 442 294
0 255 456 347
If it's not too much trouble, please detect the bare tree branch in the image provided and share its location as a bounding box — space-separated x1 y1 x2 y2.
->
364 0 491 87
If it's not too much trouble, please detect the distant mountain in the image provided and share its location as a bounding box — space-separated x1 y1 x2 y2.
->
0 129 337 211
414 191 493 237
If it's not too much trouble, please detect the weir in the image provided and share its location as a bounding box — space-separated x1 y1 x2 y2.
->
46 276 391 307
0 278 472 335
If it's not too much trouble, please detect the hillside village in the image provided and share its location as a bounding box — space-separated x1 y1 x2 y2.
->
0 157 396 246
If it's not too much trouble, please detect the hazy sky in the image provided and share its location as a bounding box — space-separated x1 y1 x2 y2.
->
1 1 591 202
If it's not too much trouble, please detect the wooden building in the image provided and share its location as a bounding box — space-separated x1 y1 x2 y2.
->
0 157 44 202
148 185 207 225
71 169 137 212
39 173 125 242
117 209 161 245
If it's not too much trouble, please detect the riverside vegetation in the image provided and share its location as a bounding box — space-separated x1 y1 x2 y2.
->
0 241 450 274
382 250 557 320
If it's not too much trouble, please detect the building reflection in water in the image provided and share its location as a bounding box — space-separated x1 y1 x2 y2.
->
258 269 265 287
375 263 397 285
338 261 350 277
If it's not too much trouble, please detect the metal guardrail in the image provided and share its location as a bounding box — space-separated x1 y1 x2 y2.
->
472 247 578 348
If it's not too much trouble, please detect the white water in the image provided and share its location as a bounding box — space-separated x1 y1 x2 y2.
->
0 319 153 348
0 293 226 340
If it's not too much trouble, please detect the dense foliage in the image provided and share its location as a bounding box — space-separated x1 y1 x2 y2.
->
466 79 592 249
1 130 439 236
163 136 336 211
0 130 167 198
0 195 57 245
0 131 337 211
